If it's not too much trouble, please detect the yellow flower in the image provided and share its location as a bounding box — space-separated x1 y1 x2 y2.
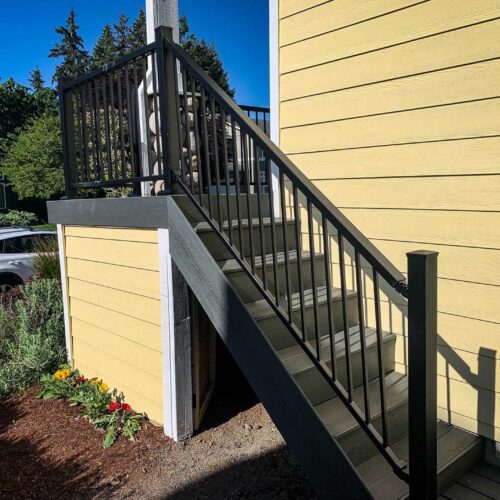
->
99 383 109 392
54 369 72 380
90 378 101 386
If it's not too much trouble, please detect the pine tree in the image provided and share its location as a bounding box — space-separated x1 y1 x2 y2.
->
113 13 130 57
28 67 44 93
128 8 146 51
91 24 117 69
49 8 89 82
179 15 234 97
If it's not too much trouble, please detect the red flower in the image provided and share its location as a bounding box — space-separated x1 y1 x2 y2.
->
121 403 132 413
76 376 87 383
108 402 121 413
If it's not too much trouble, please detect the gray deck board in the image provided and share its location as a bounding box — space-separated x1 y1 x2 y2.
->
458 472 500 499
443 483 495 499
474 463 500 485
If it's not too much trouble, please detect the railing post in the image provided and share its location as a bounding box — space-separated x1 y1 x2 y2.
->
155 26 181 194
58 78 78 199
407 250 438 500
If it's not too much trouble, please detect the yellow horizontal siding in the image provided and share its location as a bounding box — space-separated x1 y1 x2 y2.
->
279 1 500 440
66 258 160 299
282 59 500 128
280 0 422 46
289 137 500 179
280 0 500 73
282 98 500 153
280 19 500 100
65 236 159 270
70 298 161 351
279 0 330 19
63 225 163 423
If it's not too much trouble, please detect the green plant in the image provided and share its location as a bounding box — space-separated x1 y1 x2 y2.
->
32 236 60 280
0 278 65 397
0 210 38 227
38 366 143 448
94 395 142 448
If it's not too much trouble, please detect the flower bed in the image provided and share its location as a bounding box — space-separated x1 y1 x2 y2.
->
39 366 144 448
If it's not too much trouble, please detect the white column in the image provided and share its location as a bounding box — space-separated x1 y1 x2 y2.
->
57 225 73 365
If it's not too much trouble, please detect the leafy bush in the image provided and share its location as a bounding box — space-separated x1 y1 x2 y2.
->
0 210 38 227
39 366 143 448
0 278 65 397
33 236 60 280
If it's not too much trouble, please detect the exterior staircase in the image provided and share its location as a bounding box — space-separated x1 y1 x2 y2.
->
57 28 489 499
173 194 484 499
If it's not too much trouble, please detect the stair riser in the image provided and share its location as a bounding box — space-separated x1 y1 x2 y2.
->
295 336 396 406
198 221 297 260
261 293 358 351
174 194 271 224
226 254 327 303
341 402 408 466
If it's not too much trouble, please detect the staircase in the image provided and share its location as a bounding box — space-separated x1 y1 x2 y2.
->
173 194 484 499
58 27 486 499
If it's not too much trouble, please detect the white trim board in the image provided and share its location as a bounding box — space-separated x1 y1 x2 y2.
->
57 225 73 365
158 228 193 441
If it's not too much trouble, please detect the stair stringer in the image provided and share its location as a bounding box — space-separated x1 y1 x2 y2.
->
165 197 373 500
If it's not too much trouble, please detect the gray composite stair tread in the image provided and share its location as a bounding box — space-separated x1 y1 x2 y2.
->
220 249 317 273
456 471 500 499
194 216 294 232
442 483 495 500
359 423 483 499
246 284 357 320
472 463 500 484
277 326 395 376
315 371 407 439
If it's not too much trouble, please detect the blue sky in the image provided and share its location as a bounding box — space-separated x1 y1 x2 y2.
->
0 0 270 106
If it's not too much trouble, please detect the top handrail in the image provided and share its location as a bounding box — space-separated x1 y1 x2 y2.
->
60 42 157 91
165 37 408 297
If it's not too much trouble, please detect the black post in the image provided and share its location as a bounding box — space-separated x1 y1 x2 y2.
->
155 26 180 194
58 78 77 198
407 250 438 499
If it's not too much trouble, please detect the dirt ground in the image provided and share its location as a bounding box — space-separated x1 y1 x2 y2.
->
0 377 316 499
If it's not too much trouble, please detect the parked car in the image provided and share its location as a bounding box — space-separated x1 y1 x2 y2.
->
0 227 57 292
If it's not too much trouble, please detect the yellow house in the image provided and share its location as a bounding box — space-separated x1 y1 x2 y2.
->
48 3 500 498
271 0 500 444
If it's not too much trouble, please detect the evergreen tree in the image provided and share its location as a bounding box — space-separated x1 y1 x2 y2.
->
113 13 130 57
128 8 146 51
91 24 117 69
28 67 44 92
49 8 89 82
179 15 234 97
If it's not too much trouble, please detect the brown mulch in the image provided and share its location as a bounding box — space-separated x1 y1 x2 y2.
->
0 386 315 499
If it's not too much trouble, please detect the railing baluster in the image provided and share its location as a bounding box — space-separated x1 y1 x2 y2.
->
279 171 292 320
210 96 223 231
338 234 353 401
79 86 90 182
322 217 336 380
116 69 127 178
190 75 204 206
93 78 103 180
124 65 137 178
109 74 119 180
101 75 113 180
242 131 255 272
151 50 163 178
254 141 267 289
267 158 279 303
355 250 371 423
181 67 195 194
231 118 244 258
132 63 143 179
221 110 233 245
293 186 306 338
307 203 321 358
141 56 153 178
200 88 213 218
373 270 388 446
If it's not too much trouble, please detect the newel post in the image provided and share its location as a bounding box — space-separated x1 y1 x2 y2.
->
58 77 77 199
407 250 438 499
155 26 181 193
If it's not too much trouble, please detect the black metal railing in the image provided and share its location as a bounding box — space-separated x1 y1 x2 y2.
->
59 27 438 499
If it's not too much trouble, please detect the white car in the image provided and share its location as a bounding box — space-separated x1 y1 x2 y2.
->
0 227 57 292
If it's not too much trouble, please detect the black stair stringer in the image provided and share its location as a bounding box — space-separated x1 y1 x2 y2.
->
165 197 373 500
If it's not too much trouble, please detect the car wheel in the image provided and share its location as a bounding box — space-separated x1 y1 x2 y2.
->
0 276 23 294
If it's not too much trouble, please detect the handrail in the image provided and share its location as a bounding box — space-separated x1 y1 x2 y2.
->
165 38 408 297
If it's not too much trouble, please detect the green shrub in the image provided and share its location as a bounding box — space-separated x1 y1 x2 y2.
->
32 236 60 280
0 278 66 397
0 210 38 227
